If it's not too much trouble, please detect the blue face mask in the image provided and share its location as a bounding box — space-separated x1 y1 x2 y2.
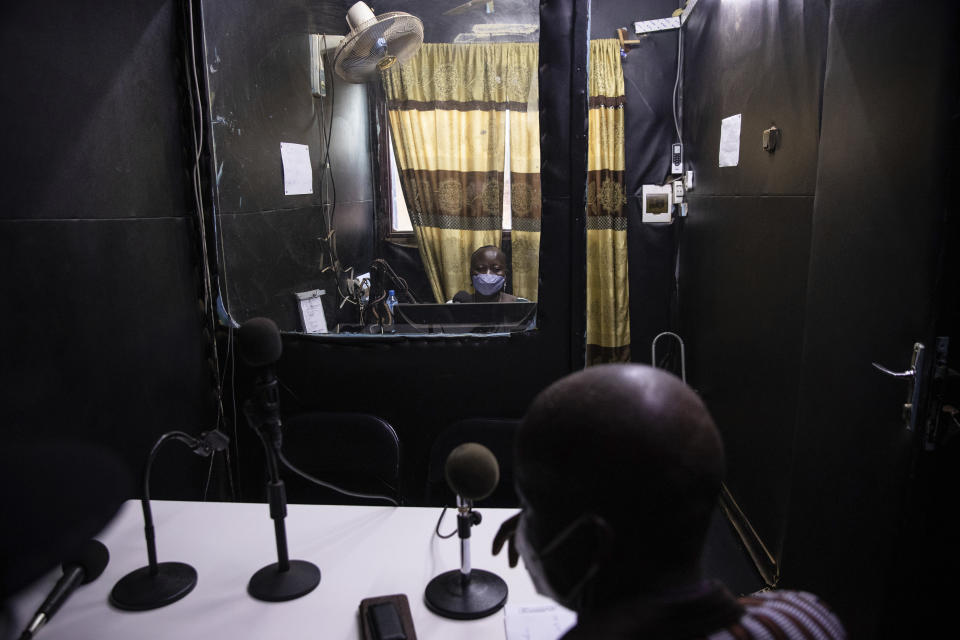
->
472 273 505 296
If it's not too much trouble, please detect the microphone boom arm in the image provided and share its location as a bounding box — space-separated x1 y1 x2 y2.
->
110 429 228 611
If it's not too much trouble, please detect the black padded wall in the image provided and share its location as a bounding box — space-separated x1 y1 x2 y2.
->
0 0 214 499
678 0 828 570
590 1 683 366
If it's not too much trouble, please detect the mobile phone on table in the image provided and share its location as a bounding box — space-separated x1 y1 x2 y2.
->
359 594 417 640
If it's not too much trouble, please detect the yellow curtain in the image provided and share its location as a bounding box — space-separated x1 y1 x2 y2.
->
586 39 630 364
382 43 539 303
506 44 540 302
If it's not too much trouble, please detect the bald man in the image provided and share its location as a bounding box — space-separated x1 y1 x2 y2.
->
494 364 845 639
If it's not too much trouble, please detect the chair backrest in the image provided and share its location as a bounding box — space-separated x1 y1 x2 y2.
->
426 418 521 508
280 411 401 505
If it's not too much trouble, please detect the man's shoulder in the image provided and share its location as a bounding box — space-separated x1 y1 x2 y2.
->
717 590 846 640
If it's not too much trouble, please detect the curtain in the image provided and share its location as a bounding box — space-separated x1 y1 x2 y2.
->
586 39 630 364
383 43 539 303
506 45 540 302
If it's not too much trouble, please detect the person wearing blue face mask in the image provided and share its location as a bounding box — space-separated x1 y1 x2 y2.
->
450 245 528 303
493 364 846 640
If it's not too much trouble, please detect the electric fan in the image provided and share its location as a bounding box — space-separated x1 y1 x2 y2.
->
333 2 424 83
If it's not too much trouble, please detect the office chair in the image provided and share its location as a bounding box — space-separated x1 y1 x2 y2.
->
426 418 521 508
279 411 402 505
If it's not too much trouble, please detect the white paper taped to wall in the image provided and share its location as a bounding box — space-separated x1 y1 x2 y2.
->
719 114 742 167
280 142 313 195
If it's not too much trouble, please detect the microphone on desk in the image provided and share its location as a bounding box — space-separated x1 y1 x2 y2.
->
238 317 283 448
20 539 109 640
110 429 229 611
424 443 508 620
239 317 321 602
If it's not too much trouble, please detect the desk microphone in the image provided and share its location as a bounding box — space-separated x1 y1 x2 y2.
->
110 430 229 611
238 317 283 449
20 539 109 639
239 317 321 602
424 443 508 620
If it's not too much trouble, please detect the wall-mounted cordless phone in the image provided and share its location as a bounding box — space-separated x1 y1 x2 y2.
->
671 143 683 174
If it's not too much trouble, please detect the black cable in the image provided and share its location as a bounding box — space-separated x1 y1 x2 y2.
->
184 0 236 501
434 506 457 539
275 448 399 507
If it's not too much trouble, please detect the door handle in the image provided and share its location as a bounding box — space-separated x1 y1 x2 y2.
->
870 363 916 378
872 342 925 431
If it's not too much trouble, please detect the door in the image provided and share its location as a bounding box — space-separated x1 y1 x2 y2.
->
778 1 959 638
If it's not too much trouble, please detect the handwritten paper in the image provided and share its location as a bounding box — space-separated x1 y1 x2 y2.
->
504 603 577 640
718 113 742 167
280 142 313 195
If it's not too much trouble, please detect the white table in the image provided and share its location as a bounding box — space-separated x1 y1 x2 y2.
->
9 500 571 640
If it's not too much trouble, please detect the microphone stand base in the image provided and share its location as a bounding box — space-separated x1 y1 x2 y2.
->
110 562 198 611
424 569 508 620
248 560 320 602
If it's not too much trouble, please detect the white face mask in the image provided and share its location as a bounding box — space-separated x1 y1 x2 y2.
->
472 273 505 296
515 513 600 610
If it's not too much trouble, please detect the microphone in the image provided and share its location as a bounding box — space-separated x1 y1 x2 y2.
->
238 317 320 603
424 443 508 620
110 430 229 611
20 539 109 639
239 317 283 449
444 442 500 502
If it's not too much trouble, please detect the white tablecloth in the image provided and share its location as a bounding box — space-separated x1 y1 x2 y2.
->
9 500 569 640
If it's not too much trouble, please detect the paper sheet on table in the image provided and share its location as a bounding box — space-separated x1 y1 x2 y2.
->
718 113 742 167
280 142 313 195
505 603 577 640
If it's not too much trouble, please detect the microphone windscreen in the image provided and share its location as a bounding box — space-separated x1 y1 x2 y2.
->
452 291 473 303
238 317 282 367
66 539 109 584
444 443 500 502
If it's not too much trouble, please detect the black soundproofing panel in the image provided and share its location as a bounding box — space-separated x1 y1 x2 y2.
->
0 0 215 501
678 0 828 575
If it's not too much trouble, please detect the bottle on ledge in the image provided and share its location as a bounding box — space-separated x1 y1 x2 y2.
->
386 290 398 325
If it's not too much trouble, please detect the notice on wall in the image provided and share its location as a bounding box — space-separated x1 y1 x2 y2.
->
718 114 742 167
296 289 328 334
280 142 313 195
504 603 577 640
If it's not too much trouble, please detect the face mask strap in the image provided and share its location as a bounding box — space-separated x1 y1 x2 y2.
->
531 513 610 608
